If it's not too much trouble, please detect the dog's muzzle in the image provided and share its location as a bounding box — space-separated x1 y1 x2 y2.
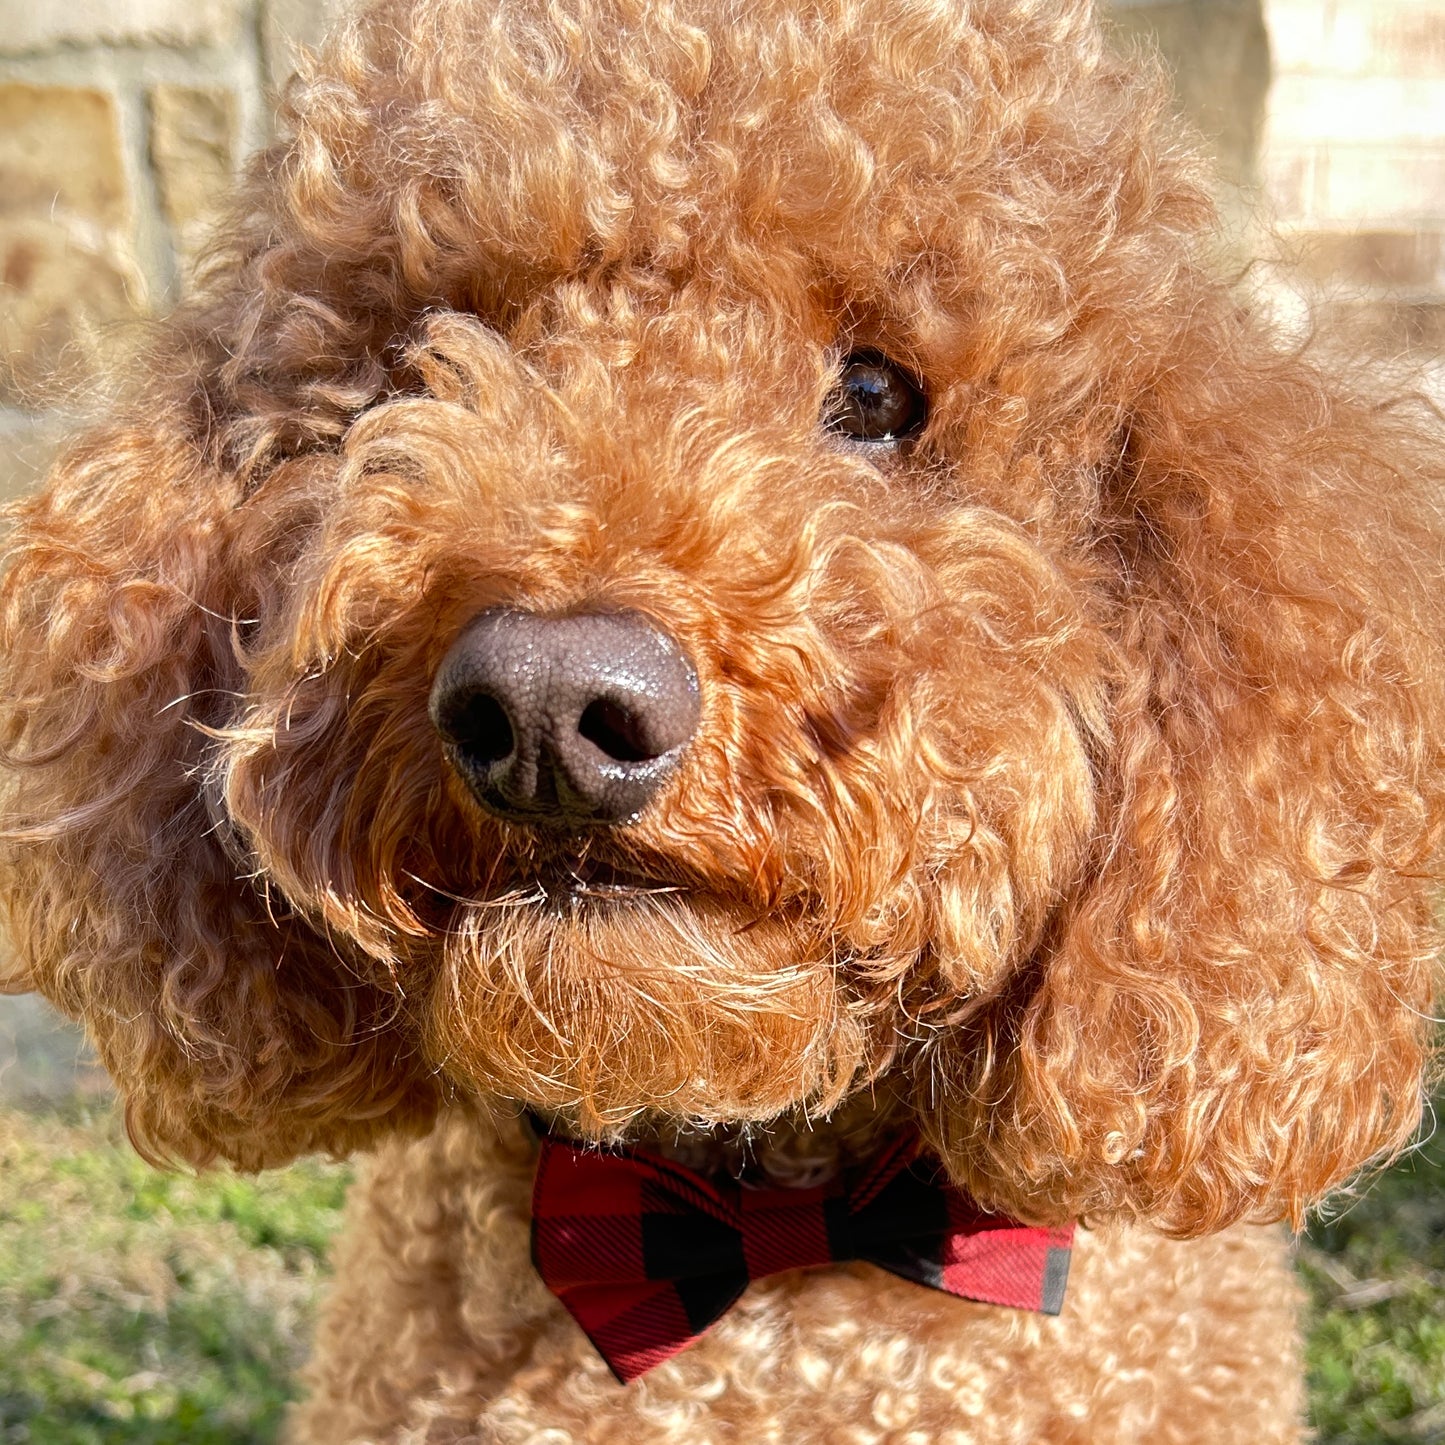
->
429 608 701 829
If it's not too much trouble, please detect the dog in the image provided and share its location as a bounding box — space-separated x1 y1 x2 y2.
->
3 0 1443 1439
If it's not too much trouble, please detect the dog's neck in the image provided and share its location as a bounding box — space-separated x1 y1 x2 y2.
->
523 1082 911 1190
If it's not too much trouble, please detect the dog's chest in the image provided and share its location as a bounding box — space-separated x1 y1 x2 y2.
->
298 1110 1302 1444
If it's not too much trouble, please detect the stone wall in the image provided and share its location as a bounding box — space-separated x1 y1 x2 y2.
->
1114 0 1445 379
0 0 344 497
0 0 353 1092
1264 0 1445 364
1110 0 1272 200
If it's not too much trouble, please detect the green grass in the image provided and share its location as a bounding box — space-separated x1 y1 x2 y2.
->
0 1104 349 1443
0 1099 1443 1442
1300 1114 1445 1444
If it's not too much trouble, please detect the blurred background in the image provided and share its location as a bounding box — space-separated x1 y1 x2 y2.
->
1 1 1444 1441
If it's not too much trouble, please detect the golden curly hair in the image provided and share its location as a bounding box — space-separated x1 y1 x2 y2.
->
2 0 1443 1252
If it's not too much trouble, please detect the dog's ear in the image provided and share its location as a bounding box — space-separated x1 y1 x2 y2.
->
0 402 441 1169
920 298 1445 1234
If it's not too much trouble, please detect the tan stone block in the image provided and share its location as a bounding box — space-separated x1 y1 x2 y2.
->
0 411 63 503
0 0 243 56
1262 146 1325 223
1108 0 1270 187
0 85 146 404
1288 230 1445 291
150 85 238 274
1368 6 1445 80
1263 0 1334 77
0 85 130 226
1266 76 1445 146
1319 147 1445 227
1325 5 1375 76
0 216 145 404
1271 0 1445 80
264 0 350 90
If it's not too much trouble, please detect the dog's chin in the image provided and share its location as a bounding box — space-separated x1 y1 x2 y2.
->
422 890 871 1136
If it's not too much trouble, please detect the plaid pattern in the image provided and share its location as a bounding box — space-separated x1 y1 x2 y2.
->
531 1131 1074 1383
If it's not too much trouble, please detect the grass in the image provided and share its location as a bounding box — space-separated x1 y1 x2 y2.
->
0 1097 1443 1442
0 1103 349 1444
1299 1113 1445 1444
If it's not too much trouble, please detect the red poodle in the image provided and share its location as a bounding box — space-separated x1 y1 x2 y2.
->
3 0 1443 1438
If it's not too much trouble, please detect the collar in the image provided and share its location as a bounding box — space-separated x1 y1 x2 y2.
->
529 1126 1073 1381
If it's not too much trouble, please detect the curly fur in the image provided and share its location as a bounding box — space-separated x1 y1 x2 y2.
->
298 1107 1309 1444
2 0 1443 1437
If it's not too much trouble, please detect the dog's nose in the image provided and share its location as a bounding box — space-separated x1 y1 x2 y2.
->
429 609 701 828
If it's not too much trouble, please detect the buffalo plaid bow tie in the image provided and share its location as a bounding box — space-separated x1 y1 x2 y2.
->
530 1129 1074 1382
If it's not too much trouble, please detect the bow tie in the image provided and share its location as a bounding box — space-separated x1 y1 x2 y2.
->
530 1129 1073 1382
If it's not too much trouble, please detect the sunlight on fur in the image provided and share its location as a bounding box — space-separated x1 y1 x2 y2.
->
1 0 1443 1437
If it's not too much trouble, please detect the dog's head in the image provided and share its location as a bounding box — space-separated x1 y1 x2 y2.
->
3 0 1442 1233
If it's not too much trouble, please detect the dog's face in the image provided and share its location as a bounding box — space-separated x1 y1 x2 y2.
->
3 0 1442 1232
218 301 1104 1137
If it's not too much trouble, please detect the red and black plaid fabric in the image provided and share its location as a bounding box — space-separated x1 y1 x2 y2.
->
530 1130 1074 1383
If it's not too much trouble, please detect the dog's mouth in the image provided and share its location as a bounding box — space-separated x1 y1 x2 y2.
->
500 846 690 909
406 845 686 917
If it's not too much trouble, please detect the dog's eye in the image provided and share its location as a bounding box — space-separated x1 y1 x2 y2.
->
826 351 927 443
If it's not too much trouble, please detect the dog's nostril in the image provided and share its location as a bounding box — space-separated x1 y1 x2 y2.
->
445 692 515 766
577 698 653 763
